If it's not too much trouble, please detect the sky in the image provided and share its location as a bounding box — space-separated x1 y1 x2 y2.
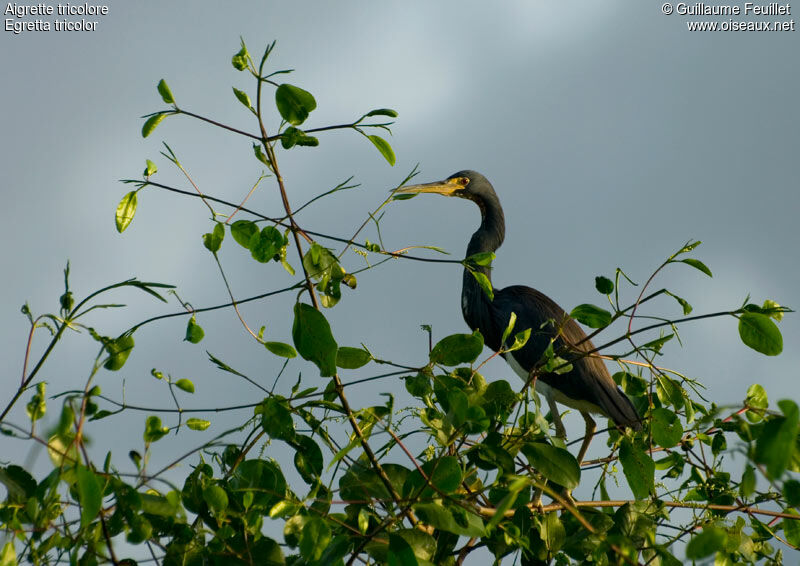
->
1 0 798 561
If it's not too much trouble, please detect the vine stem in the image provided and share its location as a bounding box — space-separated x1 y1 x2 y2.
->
477 499 800 522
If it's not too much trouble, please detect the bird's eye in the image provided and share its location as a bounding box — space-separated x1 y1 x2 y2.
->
458 177 469 186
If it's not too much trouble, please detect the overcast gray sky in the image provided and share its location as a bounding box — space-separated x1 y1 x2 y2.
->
2 1 798 561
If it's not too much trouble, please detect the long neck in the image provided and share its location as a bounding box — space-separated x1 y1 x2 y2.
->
461 193 505 345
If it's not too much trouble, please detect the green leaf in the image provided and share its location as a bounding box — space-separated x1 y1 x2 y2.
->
203 484 228 513
184 315 204 344
570 304 612 328
144 415 169 443
0 465 36 503
115 191 137 233
186 418 210 431
430 331 484 366
275 83 317 126
755 399 799 480
202 222 224 253
651 408 683 448
680 258 713 277
174 378 195 393
784 510 800 547
1 542 17 566
337 346 371 369
762 299 784 321
666 290 693 315
595 276 614 295
250 225 286 263
619 437 654 499
292 303 338 377
686 526 727 559
104 335 134 371
506 328 531 353
521 443 580 490
470 271 494 301
293 435 323 483
253 142 271 167
300 517 331 562
745 383 768 422
540 510 566 552
365 108 398 118
783 479 800 506
414 456 462 495
501 312 517 345
738 312 783 356
280 126 319 149
465 251 495 267
157 79 174 104
367 135 396 166
76 465 102 528
231 220 259 249
265 341 297 359
740 465 756 498
143 159 158 177
260 397 294 441
412 502 484 537
388 533 418 566
232 87 252 110
231 42 249 71
141 112 166 138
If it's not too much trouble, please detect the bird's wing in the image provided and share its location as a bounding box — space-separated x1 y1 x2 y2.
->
494 285 641 429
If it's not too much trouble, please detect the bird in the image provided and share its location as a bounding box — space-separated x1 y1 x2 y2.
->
395 170 641 464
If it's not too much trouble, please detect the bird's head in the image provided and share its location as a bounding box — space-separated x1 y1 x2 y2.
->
394 170 495 202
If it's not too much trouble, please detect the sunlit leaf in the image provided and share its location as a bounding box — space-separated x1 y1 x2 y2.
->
367 135 396 166
745 383 768 423
265 341 297 359
144 416 169 443
143 159 158 177
232 87 252 110
157 79 174 104
470 271 494 301
115 191 137 233
186 418 210 431
174 378 195 393
141 112 166 138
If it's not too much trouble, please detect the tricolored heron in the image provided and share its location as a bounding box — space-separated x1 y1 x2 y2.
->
396 170 641 463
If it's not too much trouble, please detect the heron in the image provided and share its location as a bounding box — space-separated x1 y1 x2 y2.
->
396 170 641 464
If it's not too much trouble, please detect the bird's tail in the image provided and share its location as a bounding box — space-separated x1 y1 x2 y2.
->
596 381 642 430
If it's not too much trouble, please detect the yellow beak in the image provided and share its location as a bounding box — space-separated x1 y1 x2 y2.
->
394 178 462 197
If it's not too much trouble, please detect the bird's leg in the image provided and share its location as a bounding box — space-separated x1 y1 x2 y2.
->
576 412 596 465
